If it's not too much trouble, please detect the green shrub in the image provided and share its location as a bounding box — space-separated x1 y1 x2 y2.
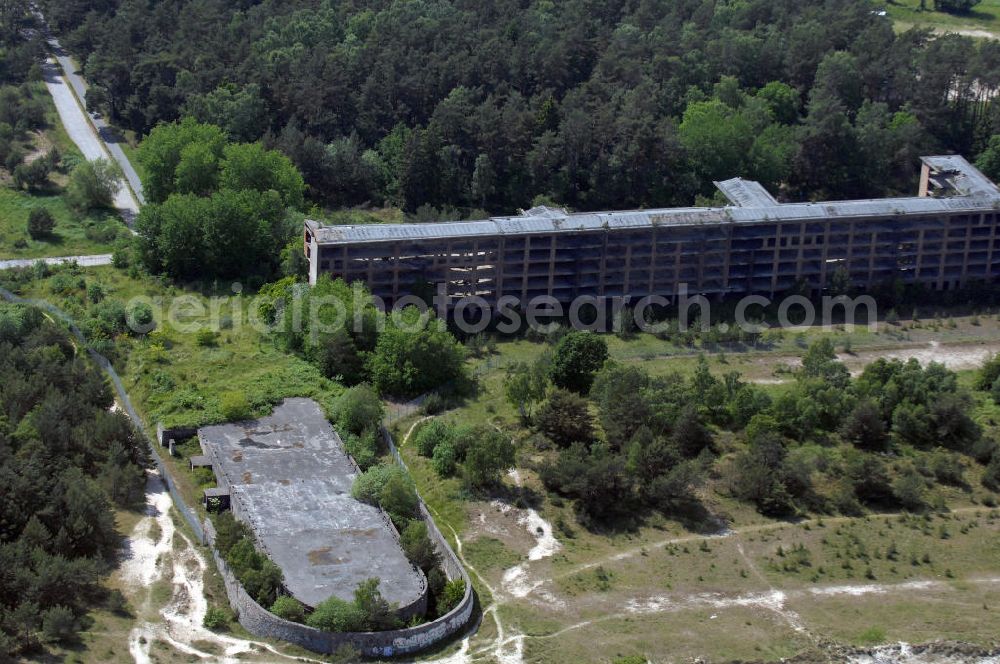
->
365 307 466 397
420 392 448 415
400 520 440 572
196 328 218 347
306 578 398 632
549 331 609 394
27 207 55 238
126 301 156 334
336 384 384 435
413 419 453 457
351 464 419 526
342 428 379 470
892 466 927 511
436 579 465 615
41 606 77 644
66 158 122 213
462 426 516 489
307 595 366 632
193 467 216 487
203 606 229 630
431 439 458 477
270 595 306 623
106 589 129 615
224 538 283 606
87 282 106 303
219 391 251 421
983 453 1000 492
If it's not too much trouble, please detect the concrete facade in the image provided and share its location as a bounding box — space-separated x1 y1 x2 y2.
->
305 156 1000 305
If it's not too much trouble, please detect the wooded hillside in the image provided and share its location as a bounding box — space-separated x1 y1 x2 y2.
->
35 0 1000 214
0 303 149 657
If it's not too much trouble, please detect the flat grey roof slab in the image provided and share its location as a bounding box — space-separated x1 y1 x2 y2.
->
306 155 1000 245
198 398 424 609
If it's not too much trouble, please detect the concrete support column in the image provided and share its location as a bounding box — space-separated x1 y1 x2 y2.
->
648 227 658 294
721 224 733 293
598 232 609 297
936 219 949 290
623 243 632 296
986 214 997 281
547 235 557 297
818 221 831 289
495 237 505 302
769 223 783 296
960 220 973 287
521 237 531 302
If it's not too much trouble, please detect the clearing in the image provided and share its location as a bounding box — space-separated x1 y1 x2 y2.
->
887 0 1000 38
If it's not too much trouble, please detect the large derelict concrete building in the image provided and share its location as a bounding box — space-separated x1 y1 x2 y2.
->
304 156 1000 304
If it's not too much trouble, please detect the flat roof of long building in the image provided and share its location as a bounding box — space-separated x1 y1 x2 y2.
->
198 398 425 609
306 156 1000 246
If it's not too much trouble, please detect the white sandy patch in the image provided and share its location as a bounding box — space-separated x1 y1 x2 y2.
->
522 507 560 562
809 579 939 597
119 473 174 589
120 472 325 664
501 565 544 599
497 470 562 605
847 642 1000 664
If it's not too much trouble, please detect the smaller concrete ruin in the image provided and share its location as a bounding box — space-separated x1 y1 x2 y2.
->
196 398 426 614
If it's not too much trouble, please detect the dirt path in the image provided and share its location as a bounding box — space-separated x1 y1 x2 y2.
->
406 417 533 664
525 575 1000 645
120 472 328 664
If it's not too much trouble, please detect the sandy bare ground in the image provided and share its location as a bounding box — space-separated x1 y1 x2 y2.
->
120 472 327 664
443 502 998 664
936 27 1000 40
740 340 1000 384
839 340 1000 374
117 419 999 663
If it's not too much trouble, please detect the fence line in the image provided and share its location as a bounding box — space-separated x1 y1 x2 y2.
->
0 286 205 542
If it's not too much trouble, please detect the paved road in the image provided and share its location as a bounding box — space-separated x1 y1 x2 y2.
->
45 40 146 207
40 59 138 224
0 254 113 270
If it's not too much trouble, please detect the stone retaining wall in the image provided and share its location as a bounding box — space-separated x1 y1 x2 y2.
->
198 425 474 657
204 501 474 658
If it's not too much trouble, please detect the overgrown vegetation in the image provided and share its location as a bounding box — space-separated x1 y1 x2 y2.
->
258 275 467 398
31 0 1000 218
0 71 127 258
211 512 283 609
134 119 304 281
0 303 149 657
412 420 516 490
492 336 999 527
350 457 467 621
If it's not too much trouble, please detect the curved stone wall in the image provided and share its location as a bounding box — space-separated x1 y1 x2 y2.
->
205 511 474 657
163 422 475 657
